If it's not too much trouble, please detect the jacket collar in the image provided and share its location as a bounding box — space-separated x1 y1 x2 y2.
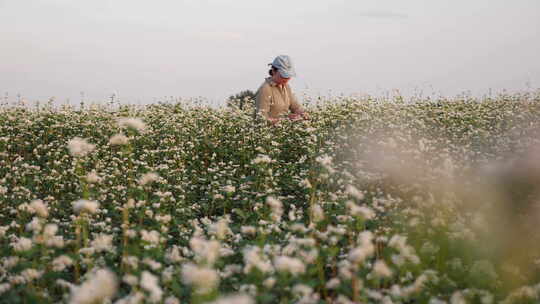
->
266 77 283 88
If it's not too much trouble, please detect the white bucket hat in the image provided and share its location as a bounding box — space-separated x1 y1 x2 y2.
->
269 55 296 78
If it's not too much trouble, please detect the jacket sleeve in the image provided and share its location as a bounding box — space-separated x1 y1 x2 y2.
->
288 86 304 114
255 84 272 119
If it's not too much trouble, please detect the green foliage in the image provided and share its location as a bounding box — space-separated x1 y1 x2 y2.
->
227 89 256 110
0 92 540 303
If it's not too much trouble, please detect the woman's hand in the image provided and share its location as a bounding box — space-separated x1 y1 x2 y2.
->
289 112 309 121
288 113 302 121
268 117 281 125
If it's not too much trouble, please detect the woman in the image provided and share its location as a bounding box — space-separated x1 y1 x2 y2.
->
254 55 309 124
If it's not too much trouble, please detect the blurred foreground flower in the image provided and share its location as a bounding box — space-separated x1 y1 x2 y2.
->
67 137 95 157
72 200 100 214
69 268 118 304
181 263 219 294
117 117 147 132
207 293 254 304
273 256 306 276
109 133 129 145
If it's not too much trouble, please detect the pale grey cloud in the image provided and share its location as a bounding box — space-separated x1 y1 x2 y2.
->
356 10 408 19
193 31 246 42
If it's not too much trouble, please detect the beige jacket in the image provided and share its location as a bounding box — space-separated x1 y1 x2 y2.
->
254 78 304 119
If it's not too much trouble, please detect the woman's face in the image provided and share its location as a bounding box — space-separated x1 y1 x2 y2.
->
272 70 291 86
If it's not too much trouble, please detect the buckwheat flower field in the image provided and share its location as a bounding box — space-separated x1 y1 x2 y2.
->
1 92 540 303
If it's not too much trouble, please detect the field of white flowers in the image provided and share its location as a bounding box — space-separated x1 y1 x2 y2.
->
1 92 540 304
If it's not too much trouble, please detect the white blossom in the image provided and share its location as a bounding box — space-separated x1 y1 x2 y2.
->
52 255 74 272
208 294 254 304
20 269 44 283
222 185 236 193
181 263 219 294
138 172 160 186
117 117 147 132
72 200 100 214
69 268 118 304
326 278 341 289
241 226 257 235
345 185 364 200
315 155 332 167
25 217 42 233
243 246 273 274
266 196 283 222
43 223 57 237
140 230 162 245
210 218 231 240
346 201 375 219
252 154 272 164
67 137 96 157
85 171 101 183
189 236 220 265
372 260 393 278
29 199 48 217
263 277 276 288
274 256 306 276
89 233 114 253
109 133 129 146
164 296 180 304
311 204 325 222
140 271 163 303
12 237 33 252
0 283 11 295
349 231 375 264
450 292 466 304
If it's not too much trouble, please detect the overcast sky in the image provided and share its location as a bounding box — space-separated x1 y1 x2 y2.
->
1 0 539 105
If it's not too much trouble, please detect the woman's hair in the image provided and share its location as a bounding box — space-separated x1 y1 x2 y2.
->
268 66 278 76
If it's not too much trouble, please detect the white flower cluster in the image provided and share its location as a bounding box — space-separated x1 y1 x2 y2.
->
52 255 74 272
346 201 375 220
189 236 221 265
372 260 393 278
72 199 100 214
311 204 325 223
222 184 236 193
11 237 33 252
181 263 219 294
140 230 163 246
85 171 101 183
273 256 306 276
209 218 232 240
117 117 147 132
207 294 254 304
252 154 273 164
2 94 539 303
29 199 49 217
348 231 375 264
345 185 364 200
109 133 129 146
242 246 273 274
68 268 117 304
140 271 163 303
266 196 283 222
138 172 160 186
67 137 95 157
